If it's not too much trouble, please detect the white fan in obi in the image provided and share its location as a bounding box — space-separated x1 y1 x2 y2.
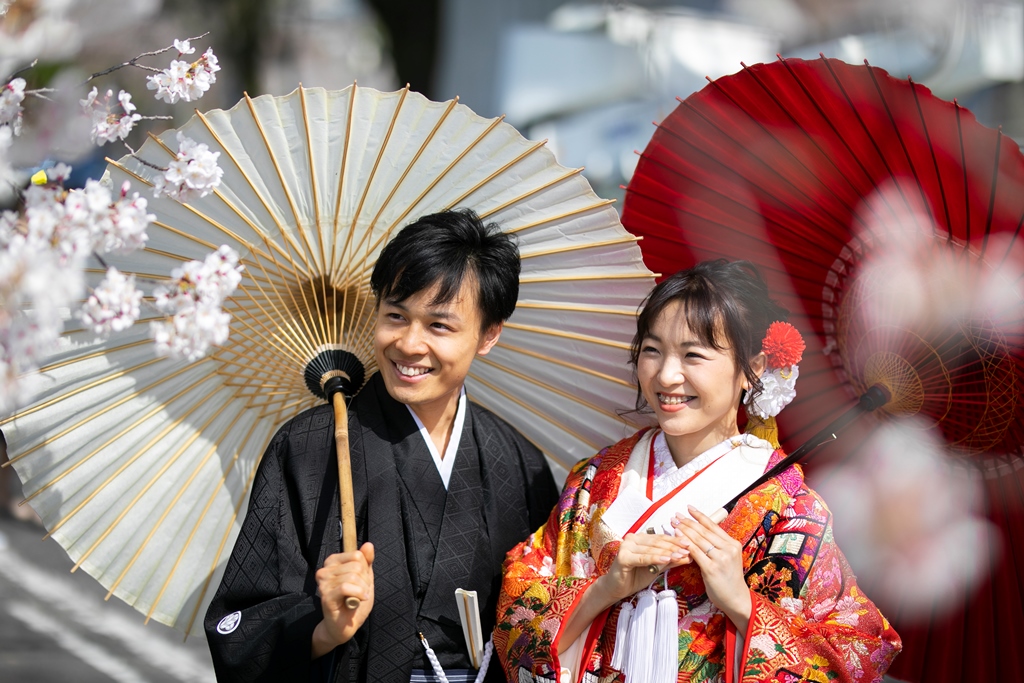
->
2 85 655 635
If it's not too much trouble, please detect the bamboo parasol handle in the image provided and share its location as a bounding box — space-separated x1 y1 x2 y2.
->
332 392 361 610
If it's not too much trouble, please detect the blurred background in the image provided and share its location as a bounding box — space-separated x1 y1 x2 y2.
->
5 0 1024 201
2 1 1023 681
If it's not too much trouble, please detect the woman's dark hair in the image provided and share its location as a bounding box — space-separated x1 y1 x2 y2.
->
628 259 788 412
370 208 520 330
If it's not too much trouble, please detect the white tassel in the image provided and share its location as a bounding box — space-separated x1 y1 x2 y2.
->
418 632 450 683
652 589 680 683
609 601 634 672
471 637 494 683
625 589 657 682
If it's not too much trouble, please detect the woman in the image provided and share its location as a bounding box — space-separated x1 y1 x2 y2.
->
494 261 901 683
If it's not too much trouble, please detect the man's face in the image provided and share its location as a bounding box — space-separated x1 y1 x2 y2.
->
373 276 501 421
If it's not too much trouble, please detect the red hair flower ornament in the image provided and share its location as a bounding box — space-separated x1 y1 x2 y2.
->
748 322 805 421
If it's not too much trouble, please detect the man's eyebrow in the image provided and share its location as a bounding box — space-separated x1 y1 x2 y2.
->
426 308 459 321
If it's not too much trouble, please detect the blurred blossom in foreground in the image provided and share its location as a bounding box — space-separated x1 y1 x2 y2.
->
815 419 999 621
152 132 223 203
0 0 81 79
0 77 26 135
78 266 142 337
151 245 242 361
848 180 1024 335
0 171 154 409
0 212 78 412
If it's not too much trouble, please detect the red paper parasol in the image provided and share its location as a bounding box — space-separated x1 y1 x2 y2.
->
620 56 1024 682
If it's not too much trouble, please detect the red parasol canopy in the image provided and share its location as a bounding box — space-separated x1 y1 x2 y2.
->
621 56 1024 682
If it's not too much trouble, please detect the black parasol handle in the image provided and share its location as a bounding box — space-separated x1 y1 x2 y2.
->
708 384 891 523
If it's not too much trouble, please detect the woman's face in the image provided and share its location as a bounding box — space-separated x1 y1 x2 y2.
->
636 300 752 464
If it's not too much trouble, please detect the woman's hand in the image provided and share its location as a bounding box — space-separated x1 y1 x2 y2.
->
594 531 691 604
559 532 690 652
670 505 751 630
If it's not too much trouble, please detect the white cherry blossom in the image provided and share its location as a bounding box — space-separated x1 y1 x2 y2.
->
79 266 143 337
0 77 26 135
47 162 72 183
152 132 223 203
173 38 195 55
150 245 242 360
81 86 142 145
146 46 220 104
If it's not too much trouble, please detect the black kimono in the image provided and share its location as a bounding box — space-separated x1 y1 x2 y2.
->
204 372 558 682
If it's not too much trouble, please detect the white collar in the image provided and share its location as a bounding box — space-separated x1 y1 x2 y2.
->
651 431 772 498
406 386 467 490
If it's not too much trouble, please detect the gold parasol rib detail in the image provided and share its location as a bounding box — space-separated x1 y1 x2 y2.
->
467 371 599 450
60 393 223 563
345 97 461 282
28 375 206 511
514 301 638 317
107 152 289 270
520 272 654 284
241 93 329 350
298 87 334 348
147 418 262 626
477 167 583 220
103 401 241 598
475 355 627 423
183 429 271 635
520 235 641 260
345 86 411 274
330 83 359 285
503 322 632 350
8 363 202 463
178 121 329 353
442 139 549 213
0 356 166 431
505 199 617 234
37 339 150 373
494 341 634 388
369 114 508 262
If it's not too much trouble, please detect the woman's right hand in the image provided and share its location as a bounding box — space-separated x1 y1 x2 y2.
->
594 532 691 603
558 532 691 652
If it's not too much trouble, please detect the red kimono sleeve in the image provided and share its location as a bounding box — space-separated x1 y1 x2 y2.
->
493 456 606 681
733 493 902 683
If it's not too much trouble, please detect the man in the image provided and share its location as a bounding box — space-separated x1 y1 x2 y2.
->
205 209 559 682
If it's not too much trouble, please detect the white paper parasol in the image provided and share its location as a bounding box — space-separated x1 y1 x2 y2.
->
2 85 655 635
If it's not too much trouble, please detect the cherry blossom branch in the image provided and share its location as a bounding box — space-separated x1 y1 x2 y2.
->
122 142 167 171
5 59 38 84
25 88 57 102
84 32 211 82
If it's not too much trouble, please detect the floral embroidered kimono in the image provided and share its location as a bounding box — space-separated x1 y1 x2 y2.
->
494 428 901 683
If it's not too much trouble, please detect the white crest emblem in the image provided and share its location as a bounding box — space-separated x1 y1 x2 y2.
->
217 611 241 634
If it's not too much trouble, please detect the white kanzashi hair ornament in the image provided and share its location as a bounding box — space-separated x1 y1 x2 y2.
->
745 321 805 447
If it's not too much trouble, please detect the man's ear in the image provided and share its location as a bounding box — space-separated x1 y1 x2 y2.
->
476 322 503 356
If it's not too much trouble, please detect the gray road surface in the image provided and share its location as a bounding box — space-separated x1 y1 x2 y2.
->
0 515 216 683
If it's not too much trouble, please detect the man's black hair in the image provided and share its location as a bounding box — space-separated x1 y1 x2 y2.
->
370 209 520 330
